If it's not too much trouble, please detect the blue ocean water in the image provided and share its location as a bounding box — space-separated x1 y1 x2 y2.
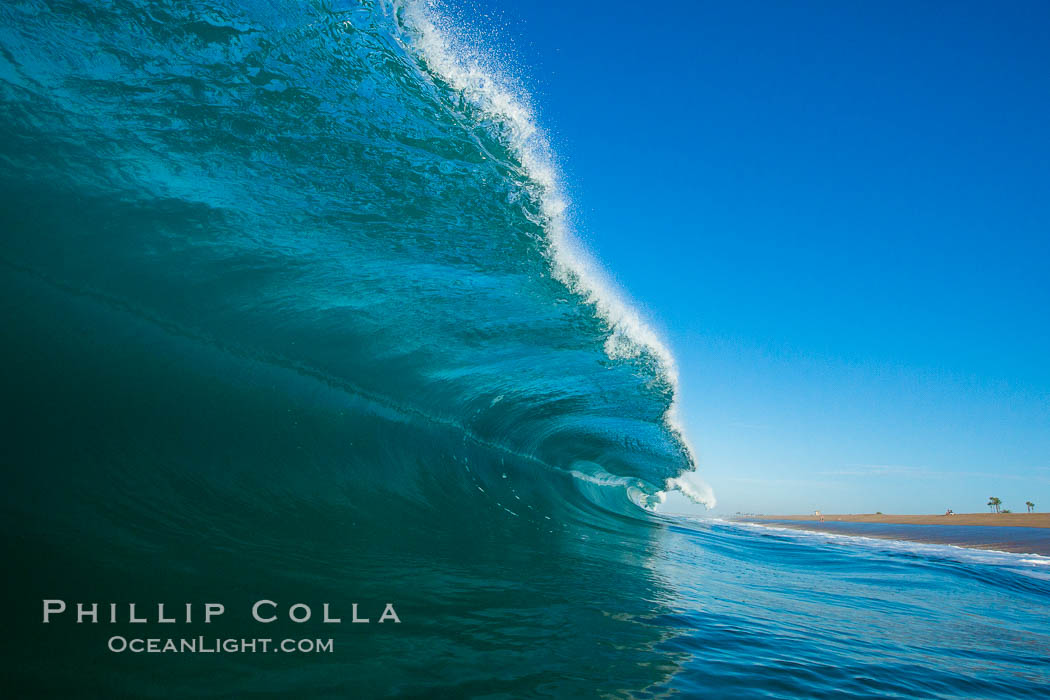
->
1 1 1048 697
653 520 1050 697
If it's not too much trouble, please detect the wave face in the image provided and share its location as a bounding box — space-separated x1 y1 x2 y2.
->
0 0 700 504
3 1 1049 698
1 0 703 695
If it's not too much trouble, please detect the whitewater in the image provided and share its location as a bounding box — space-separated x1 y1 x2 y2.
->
1 0 1048 697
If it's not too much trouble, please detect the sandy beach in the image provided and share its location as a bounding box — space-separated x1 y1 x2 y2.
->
746 513 1049 528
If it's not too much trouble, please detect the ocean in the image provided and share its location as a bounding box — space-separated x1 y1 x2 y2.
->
1 1 1048 697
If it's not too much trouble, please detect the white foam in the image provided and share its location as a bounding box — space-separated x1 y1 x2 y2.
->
666 472 718 508
726 519 1050 570
397 1 714 507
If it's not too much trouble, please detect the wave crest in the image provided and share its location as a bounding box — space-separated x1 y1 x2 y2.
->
398 0 713 506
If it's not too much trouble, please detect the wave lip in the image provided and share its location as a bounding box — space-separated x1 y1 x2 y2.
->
398 0 713 506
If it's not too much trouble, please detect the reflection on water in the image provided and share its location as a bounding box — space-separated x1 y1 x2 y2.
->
650 518 1050 697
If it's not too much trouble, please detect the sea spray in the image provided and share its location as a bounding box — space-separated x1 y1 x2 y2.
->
398 0 713 506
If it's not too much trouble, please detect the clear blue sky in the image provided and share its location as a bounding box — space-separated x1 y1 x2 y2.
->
448 0 1050 515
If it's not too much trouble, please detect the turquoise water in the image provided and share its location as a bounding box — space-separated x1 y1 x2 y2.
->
2 1 1049 696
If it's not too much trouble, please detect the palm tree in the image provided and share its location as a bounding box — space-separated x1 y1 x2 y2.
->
1027 501 1035 513
988 497 1002 514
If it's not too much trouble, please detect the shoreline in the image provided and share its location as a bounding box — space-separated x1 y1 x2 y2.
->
734 514 1050 556
743 513 1050 528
